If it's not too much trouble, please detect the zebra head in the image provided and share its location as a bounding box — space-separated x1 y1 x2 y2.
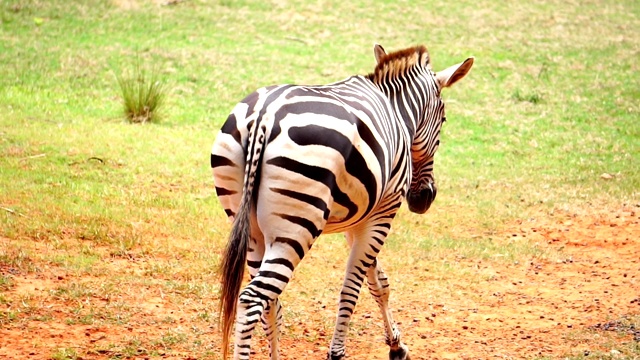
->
373 44 474 214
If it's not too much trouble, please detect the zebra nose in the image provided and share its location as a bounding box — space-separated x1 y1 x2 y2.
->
407 182 437 214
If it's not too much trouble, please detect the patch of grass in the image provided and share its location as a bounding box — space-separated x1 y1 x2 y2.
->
115 57 168 124
14 294 39 316
0 274 15 291
161 315 177 324
121 338 148 358
111 236 140 258
512 89 543 104
161 280 215 298
50 253 99 273
0 309 19 325
542 315 640 360
64 304 102 326
50 281 110 301
195 310 212 322
32 313 54 322
152 329 188 350
0 248 35 272
50 348 79 360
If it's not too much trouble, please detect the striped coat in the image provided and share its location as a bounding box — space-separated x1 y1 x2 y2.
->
211 44 473 360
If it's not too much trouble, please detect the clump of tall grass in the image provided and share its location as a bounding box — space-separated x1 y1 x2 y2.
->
115 59 168 124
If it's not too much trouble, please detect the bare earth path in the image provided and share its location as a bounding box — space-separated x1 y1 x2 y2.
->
1 206 638 359
271 206 640 360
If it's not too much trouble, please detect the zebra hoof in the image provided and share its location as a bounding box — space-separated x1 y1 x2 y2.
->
326 354 344 360
389 343 410 360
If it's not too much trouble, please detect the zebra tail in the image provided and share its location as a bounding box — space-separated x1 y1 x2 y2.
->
219 119 266 359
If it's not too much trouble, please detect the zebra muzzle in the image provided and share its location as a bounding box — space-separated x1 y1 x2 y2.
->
407 182 437 214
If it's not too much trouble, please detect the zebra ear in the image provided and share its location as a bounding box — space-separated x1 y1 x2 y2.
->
436 57 474 88
374 44 387 64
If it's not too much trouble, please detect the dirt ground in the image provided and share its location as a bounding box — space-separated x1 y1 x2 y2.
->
1 205 638 359
266 206 640 360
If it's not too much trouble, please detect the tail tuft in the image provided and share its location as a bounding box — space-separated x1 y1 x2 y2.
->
219 204 250 360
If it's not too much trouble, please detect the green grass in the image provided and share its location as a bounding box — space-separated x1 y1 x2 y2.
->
115 57 168 123
0 0 638 358
1 0 638 242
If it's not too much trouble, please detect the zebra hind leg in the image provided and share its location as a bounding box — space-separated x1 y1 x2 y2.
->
366 260 410 360
236 240 303 360
233 283 284 360
233 287 266 360
232 231 269 360
261 298 283 360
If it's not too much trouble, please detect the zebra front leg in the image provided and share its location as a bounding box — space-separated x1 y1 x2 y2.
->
367 260 410 360
261 298 283 360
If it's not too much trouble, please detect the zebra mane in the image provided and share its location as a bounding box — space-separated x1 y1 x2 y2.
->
367 45 430 84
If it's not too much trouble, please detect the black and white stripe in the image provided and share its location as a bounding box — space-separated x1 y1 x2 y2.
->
212 44 473 360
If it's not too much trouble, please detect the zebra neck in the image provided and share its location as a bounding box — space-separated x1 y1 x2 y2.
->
379 85 420 140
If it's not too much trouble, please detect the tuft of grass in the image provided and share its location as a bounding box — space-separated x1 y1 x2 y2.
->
50 253 99 273
51 282 96 301
0 248 35 272
121 338 148 357
512 89 543 104
153 329 189 350
0 274 15 291
115 58 168 124
0 310 19 325
50 348 79 360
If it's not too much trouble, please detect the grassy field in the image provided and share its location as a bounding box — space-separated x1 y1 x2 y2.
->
1 0 639 359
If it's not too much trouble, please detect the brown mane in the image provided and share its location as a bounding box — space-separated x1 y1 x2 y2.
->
367 45 430 84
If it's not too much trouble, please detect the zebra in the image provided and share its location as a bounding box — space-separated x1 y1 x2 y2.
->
211 44 473 360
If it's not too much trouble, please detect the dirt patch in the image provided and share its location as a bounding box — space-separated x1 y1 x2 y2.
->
406 205 640 359
1 206 638 359
253 206 640 359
